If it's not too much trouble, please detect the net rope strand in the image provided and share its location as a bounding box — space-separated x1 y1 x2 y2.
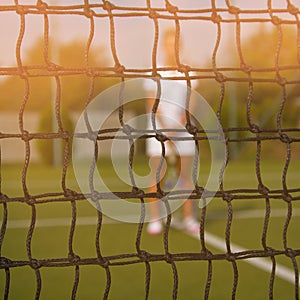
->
0 1 299 300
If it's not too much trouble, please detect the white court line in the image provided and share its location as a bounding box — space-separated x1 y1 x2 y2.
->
4 208 300 229
3 210 299 285
187 230 298 285
210 208 300 220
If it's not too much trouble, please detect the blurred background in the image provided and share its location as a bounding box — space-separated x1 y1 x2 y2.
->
0 1 300 299
1 0 299 164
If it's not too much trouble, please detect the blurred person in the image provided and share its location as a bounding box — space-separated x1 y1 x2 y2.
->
144 27 200 235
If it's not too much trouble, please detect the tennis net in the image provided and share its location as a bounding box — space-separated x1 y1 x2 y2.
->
0 1 300 299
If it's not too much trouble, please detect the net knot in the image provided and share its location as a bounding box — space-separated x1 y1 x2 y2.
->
249 124 261 134
132 187 145 198
265 246 275 256
177 64 190 74
211 12 222 23
114 64 125 74
25 196 36 206
37 0 48 12
155 132 168 142
165 3 178 14
153 72 162 79
276 74 286 86
0 257 12 267
122 124 133 135
47 62 60 72
287 4 299 15
226 252 236 262
279 133 292 144
16 5 28 14
285 248 296 258
0 193 9 203
258 184 269 195
61 130 71 140
149 9 158 19
102 1 115 11
64 188 77 198
283 193 292 203
195 186 204 198
202 249 213 259
20 69 28 79
86 68 95 77
185 123 198 135
138 250 150 262
222 192 233 202
30 258 41 269
91 191 101 202
165 253 173 264
68 253 81 265
228 6 240 15
88 130 98 142
215 72 226 83
241 63 252 74
271 16 282 25
157 189 167 199
84 7 94 18
177 64 189 74
21 130 31 142
97 257 109 268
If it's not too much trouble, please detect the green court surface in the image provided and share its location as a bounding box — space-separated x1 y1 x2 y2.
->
0 158 299 299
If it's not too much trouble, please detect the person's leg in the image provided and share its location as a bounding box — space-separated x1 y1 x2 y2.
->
178 155 195 219
148 156 163 220
179 155 200 233
147 155 167 234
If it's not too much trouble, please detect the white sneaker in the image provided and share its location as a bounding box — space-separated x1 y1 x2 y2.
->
183 218 200 234
147 220 163 235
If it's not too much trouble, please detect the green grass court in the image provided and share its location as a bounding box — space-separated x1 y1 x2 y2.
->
0 158 299 299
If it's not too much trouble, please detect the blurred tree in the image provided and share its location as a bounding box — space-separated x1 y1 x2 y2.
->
240 24 300 129
197 24 300 158
0 38 123 163
242 24 299 70
0 38 116 111
198 24 300 127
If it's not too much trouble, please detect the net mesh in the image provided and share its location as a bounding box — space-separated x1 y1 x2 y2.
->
0 1 300 299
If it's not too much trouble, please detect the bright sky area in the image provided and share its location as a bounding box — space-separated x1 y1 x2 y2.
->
0 0 296 68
